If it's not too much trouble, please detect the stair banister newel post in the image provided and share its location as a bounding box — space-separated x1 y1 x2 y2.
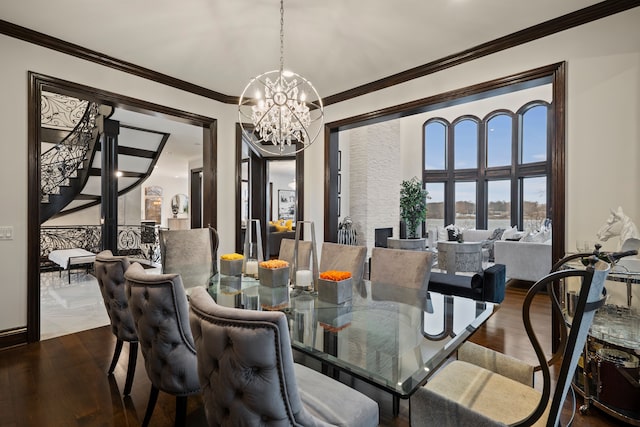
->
100 118 120 252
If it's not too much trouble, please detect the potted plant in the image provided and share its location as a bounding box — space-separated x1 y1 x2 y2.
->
400 177 429 239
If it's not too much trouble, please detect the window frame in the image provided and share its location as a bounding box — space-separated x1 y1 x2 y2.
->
423 100 551 230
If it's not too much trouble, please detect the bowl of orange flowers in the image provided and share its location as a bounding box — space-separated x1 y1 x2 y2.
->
258 259 290 287
318 270 353 304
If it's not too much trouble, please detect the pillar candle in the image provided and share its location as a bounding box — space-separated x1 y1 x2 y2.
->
296 269 312 287
245 260 258 276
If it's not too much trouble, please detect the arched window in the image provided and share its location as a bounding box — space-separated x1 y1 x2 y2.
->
453 118 478 169
424 120 447 170
486 113 512 168
521 104 548 164
423 101 550 230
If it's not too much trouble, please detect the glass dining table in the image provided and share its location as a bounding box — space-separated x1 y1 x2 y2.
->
204 273 497 415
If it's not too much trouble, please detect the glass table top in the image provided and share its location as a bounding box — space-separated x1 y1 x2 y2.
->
205 273 496 398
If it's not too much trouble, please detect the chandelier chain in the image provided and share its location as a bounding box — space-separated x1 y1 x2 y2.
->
279 0 284 73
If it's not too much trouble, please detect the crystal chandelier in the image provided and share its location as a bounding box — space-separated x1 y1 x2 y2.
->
238 0 323 155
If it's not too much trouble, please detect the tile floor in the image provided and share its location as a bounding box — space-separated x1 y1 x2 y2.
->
40 265 161 340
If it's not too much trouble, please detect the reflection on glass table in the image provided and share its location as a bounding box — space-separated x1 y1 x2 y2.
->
205 273 496 414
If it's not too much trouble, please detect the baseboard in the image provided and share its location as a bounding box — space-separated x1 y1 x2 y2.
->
0 327 27 350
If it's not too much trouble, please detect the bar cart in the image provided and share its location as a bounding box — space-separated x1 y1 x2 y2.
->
556 248 640 426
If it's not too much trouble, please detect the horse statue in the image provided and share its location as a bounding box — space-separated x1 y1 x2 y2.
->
596 206 640 252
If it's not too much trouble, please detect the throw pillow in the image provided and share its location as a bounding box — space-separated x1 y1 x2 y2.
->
501 226 518 240
274 224 289 232
489 227 505 241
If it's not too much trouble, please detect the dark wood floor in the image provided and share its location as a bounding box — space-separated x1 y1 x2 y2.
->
0 283 623 426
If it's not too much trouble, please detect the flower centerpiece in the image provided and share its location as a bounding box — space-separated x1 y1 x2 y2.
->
317 270 353 304
258 259 290 287
220 253 244 276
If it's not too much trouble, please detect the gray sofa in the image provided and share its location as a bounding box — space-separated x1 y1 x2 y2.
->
494 240 551 282
436 227 552 283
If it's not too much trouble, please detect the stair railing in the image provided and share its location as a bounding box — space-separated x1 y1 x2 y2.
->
40 99 99 202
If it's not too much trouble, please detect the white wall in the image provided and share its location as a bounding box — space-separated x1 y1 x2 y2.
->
1 8 639 333
304 9 640 256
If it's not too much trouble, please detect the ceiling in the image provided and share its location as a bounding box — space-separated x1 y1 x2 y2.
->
7 1 615 179
2 0 604 99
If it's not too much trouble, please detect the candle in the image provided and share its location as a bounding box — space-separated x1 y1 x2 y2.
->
245 260 258 277
296 269 312 287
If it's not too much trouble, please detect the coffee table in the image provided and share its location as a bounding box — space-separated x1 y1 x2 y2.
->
206 274 497 415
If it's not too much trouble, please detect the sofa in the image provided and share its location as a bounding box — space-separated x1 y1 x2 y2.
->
428 264 506 303
267 219 296 257
432 227 552 283
493 240 551 282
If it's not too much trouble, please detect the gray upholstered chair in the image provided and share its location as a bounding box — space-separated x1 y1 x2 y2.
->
159 226 219 290
188 286 380 427
370 247 433 291
125 263 200 427
93 250 138 396
409 258 611 427
319 242 367 294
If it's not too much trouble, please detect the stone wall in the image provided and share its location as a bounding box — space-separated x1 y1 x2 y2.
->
349 120 401 255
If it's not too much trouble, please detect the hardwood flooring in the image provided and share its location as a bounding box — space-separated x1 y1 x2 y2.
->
0 283 623 426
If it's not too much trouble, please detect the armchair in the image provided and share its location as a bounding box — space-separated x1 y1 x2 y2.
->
409 258 610 426
188 286 379 426
93 250 137 396
125 263 200 427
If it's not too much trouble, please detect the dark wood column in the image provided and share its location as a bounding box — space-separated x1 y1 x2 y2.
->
101 118 119 252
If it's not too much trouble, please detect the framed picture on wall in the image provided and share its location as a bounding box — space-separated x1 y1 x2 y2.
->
278 189 296 220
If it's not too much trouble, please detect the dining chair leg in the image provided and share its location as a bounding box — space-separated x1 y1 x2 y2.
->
175 396 188 427
108 339 124 375
142 385 159 427
123 342 138 396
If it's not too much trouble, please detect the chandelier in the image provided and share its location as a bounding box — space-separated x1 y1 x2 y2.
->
238 0 323 155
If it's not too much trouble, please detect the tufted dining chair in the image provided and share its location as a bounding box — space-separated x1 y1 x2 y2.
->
188 286 380 427
93 250 137 396
409 257 611 427
159 226 219 290
125 262 200 427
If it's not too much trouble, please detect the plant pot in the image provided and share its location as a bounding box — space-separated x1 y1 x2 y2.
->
220 258 243 276
258 265 290 287
317 277 353 304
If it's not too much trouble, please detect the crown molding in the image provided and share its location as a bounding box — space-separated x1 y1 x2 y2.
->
1 0 638 106
0 19 237 104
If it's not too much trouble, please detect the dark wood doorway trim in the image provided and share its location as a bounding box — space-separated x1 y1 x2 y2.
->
324 62 566 271
27 72 217 343
235 125 305 255
190 168 203 229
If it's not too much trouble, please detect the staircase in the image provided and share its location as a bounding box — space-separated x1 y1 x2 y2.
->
40 92 169 223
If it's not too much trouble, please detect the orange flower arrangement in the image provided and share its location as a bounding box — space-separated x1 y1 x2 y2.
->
319 270 352 281
259 259 289 269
